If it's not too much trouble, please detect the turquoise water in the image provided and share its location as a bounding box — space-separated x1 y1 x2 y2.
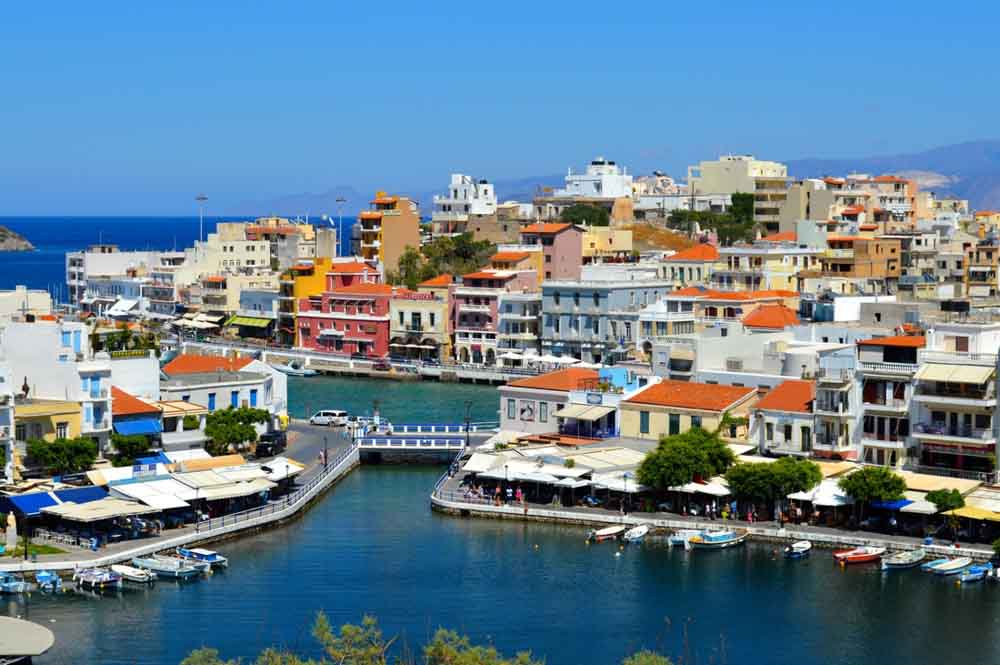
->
286 375 500 423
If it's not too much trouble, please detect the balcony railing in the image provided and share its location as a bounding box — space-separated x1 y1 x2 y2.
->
862 398 907 410
912 422 994 441
858 360 918 375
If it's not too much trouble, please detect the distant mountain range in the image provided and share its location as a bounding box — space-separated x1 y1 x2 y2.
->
230 140 1000 217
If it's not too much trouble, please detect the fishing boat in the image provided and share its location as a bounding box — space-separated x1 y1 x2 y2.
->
921 558 950 572
688 529 748 550
34 570 62 592
623 525 649 543
958 562 993 584
177 547 229 568
111 564 156 584
832 546 885 565
881 548 926 570
0 572 35 594
668 529 701 547
73 568 122 592
132 555 201 580
587 525 627 543
154 554 210 574
784 541 812 559
273 361 317 377
932 557 973 576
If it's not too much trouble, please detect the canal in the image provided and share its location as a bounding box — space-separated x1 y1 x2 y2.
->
9 378 1000 664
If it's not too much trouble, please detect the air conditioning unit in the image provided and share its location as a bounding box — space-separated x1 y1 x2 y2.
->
725 358 743 371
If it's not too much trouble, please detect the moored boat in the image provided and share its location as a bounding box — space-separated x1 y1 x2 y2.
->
273 361 317 377
833 547 885 565
34 570 62 592
932 557 972 576
177 547 229 568
922 558 950 572
958 562 993 584
0 572 35 594
688 529 748 550
623 525 649 543
73 568 122 592
111 564 156 584
132 556 201 580
155 554 211 574
881 548 926 570
668 529 701 548
784 541 812 559
587 525 627 543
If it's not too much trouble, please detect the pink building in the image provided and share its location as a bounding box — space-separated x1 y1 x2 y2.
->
520 223 583 281
450 268 538 365
297 283 395 358
326 261 381 290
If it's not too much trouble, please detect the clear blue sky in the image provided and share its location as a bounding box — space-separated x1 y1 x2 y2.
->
1 1 997 215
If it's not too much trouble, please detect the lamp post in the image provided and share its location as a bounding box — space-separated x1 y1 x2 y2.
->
336 196 347 257
195 194 208 243
464 399 472 451
323 434 329 471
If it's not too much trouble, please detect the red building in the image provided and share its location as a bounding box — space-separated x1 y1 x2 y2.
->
297 283 395 357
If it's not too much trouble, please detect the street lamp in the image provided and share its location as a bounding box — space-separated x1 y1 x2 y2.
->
336 197 347 257
195 194 208 243
323 434 329 471
464 399 472 451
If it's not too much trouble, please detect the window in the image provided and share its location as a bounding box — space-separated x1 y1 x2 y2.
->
573 292 580 306
207 393 216 411
639 411 650 434
593 293 600 307
430 312 436 327
182 394 191 402
553 292 560 305
56 422 68 439
545 255 551 263
691 415 702 429
519 400 535 422
399 312 405 326
766 422 774 440
784 424 792 442
250 389 258 407
668 413 680 435
15 424 25 441
539 401 548 423
801 426 811 450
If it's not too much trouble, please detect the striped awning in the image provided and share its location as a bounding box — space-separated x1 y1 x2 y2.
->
225 315 272 328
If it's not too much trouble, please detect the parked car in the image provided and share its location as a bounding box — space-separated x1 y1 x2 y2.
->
309 410 348 427
372 360 392 371
254 431 288 458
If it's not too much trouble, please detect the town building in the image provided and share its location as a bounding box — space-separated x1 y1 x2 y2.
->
296 283 395 359
496 292 543 359
581 226 633 264
713 241 822 292
357 192 421 273
451 269 537 365
620 379 756 441
499 367 599 435
965 237 999 298
855 335 923 468
797 236 902 295
0 362 14 482
533 157 635 224
686 155 789 234
431 174 500 238
752 379 816 456
0 286 52 320
110 386 163 446
389 289 450 362
519 223 584 281
660 244 719 287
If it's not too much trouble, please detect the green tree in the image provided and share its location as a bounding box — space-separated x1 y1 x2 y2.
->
724 463 776 504
26 437 98 475
622 651 673 665
204 407 270 456
424 628 543 665
110 433 151 467
560 203 609 227
637 427 734 490
313 613 393 665
926 488 964 513
183 414 201 431
838 466 906 519
394 245 425 290
730 192 755 223
770 457 822 498
725 457 821 514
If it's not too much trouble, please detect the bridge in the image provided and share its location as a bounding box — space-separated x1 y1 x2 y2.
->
354 422 495 461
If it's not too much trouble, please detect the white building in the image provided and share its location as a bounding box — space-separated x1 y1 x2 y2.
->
432 174 497 235
0 286 52 321
687 154 789 233
0 362 13 482
553 157 633 199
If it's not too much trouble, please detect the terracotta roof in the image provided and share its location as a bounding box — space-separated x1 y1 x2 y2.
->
975 210 999 217
359 211 383 220
418 274 453 287
859 224 879 231
331 283 395 296
742 303 800 329
664 243 719 262
823 177 845 185
162 354 254 376
762 231 796 242
327 261 374 274
111 386 161 417
840 205 865 216
491 251 531 263
202 275 226 284
754 379 815 414
371 195 399 205
827 235 859 243
856 334 926 348
506 368 599 393
625 380 755 412
669 286 718 297
873 175 906 184
462 270 514 281
520 223 572 234
706 290 797 302
291 263 315 271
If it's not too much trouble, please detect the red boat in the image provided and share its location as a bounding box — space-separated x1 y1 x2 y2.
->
833 546 886 564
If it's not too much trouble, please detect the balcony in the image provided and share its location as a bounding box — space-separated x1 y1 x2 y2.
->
84 388 110 401
913 386 996 408
814 401 851 417
458 303 492 313
861 437 908 451
826 249 855 259
858 360 918 375
862 397 908 413
82 415 111 433
814 434 851 450
912 422 996 445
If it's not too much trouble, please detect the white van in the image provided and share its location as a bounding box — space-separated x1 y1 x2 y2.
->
309 410 348 426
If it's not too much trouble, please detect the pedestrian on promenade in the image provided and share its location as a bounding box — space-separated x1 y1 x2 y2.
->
515 487 523 504
506 487 513 505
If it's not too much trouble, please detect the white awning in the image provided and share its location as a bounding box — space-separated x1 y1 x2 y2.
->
555 404 593 420
463 452 502 474
261 457 306 482
900 491 938 515
106 299 139 317
915 363 993 384
670 481 730 496
499 352 523 360
555 477 591 489
196 478 277 501
788 479 853 507
42 498 158 522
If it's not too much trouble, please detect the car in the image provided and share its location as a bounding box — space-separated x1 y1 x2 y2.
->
309 410 348 427
372 360 392 371
254 431 288 458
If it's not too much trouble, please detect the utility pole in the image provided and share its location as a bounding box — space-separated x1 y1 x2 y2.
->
196 193 208 243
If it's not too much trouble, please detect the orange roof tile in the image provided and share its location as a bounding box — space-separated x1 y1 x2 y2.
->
664 243 719 261
975 210 999 217
669 286 719 298
705 290 796 302
331 283 395 296
827 236 859 243
823 177 845 185
762 231 796 242
856 334 926 348
520 223 572 234
202 275 226 283
291 263 315 271
841 205 865 216
162 354 254 376
111 386 161 417
327 261 375 274
462 270 514 281
491 251 531 263
359 211 383 220
742 304 800 329
507 368 599 393
873 175 906 184
754 380 815 414
625 380 755 412
859 224 879 231
418 274 453 287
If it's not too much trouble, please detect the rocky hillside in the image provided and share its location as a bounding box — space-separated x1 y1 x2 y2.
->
0 225 34 251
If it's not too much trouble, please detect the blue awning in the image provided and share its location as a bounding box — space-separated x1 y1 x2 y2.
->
872 499 913 510
113 417 163 436
54 486 108 504
136 452 171 466
3 486 107 517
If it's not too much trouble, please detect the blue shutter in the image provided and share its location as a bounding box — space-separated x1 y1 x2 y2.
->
208 393 216 411
61 331 71 348
249 389 258 407
72 330 82 353
231 391 239 408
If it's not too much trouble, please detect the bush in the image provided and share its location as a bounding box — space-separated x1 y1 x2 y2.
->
637 428 735 490
110 433 151 467
204 407 270 456
26 437 98 475
560 203 610 227
182 414 201 431
926 488 964 513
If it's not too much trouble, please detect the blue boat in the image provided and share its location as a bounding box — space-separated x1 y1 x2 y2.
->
0 572 34 594
784 541 812 559
177 547 229 569
34 570 62 592
132 556 200 580
688 529 748 550
921 558 950 572
73 568 122 592
959 562 993 584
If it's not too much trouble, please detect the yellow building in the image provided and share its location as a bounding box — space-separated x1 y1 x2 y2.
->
14 399 82 442
712 243 821 292
687 155 789 234
389 291 451 362
619 380 756 441
359 192 421 273
582 226 633 263
277 257 336 346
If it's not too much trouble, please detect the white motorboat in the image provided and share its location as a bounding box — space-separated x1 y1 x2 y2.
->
623 525 650 543
111 564 156 584
668 529 701 547
784 541 812 559
587 525 627 543
177 547 229 569
273 361 317 377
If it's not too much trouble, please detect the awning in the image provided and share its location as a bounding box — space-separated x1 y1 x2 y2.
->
944 505 1000 522
915 363 994 384
574 405 614 422
261 457 306 482
106 299 138 317
195 478 277 501
788 479 853 507
110 478 198 507
871 498 913 510
113 417 163 436
555 404 593 420
3 486 109 517
463 452 502 474
226 315 272 328
554 477 591 489
670 481 731 496
42 497 157 522
900 491 938 515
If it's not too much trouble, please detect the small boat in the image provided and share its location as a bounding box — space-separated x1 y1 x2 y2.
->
177 547 229 568
273 361 317 377
132 556 201 580
958 562 993 584
34 570 62 592
881 548 926 570
154 554 210 574
784 541 812 559
587 525 627 543
73 568 122 592
833 547 885 565
0 572 35 594
922 558 950 572
668 529 701 547
111 564 156 584
932 557 973 576
688 529 748 550
623 525 649 543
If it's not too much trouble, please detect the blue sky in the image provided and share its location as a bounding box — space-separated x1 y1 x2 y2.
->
1 1 997 215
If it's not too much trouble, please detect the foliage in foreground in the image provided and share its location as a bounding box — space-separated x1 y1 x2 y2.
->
926 488 964 512
111 433 152 467
204 407 270 456
26 437 98 475
180 614 674 665
637 427 735 490
838 466 906 518
725 457 822 505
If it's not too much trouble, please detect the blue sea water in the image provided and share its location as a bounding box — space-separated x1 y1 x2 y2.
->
0 217 359 296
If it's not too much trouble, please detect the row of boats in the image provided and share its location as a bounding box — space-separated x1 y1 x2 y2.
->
587 524 749 549
0 547 229 595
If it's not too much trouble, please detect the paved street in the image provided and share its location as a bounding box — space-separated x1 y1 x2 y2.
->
283 419 354 482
